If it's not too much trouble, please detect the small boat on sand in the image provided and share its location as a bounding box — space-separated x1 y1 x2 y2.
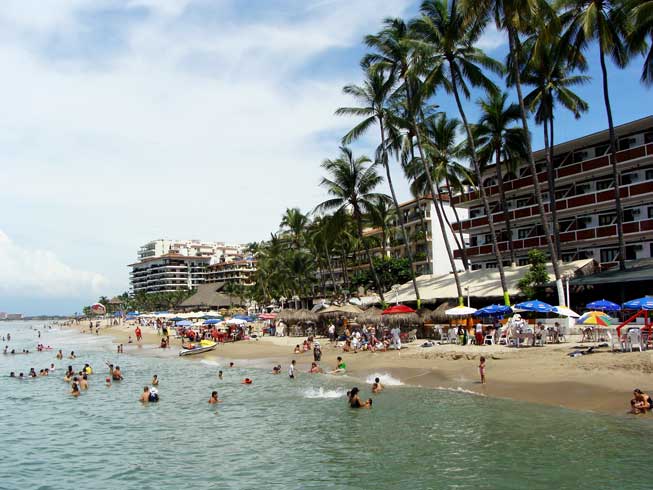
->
179 340 217 357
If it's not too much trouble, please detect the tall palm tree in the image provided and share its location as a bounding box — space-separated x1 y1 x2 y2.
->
411 0 512 306
521 34 590 258
461 0 568 304
280 207 309 249
557 0 632 271
315 147 387 302
335 65 421 306
626 0 653 85
365 17 466 306
474 91 527 266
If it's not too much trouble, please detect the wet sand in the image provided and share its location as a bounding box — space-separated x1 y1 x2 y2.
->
67 320 653 415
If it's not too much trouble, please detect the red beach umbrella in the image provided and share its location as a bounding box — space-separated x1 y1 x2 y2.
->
382 304 416 315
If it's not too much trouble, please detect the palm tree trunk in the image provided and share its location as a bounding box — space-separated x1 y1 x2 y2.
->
323 243 339 295
353 206 385 302
598 36 627 271
444 174 470 271
415 196 432 271
403 84 463 304
494 147 516 266
544 114 562 259
507 26 565 305
436 181 464 255
379 118 421 306
340 244 350 291
449 64 510 306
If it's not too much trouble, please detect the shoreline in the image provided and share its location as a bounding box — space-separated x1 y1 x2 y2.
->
63 320 653 416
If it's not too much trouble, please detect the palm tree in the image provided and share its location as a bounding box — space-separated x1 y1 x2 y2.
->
365 17 466 306
411 0 512 306
366 196 396 257
336 65 421 306
474 91 528 266
280 207 309 249
461 0 568 304
557 0 633 271
521 34 590 258
315 147 387 302
626 0 653 85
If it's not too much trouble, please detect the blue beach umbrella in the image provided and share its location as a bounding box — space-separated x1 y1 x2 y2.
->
586 299 621 311
203 319 221 325
475 304 513 316
513 300 554 313
175 320 193 327
623 297 653 310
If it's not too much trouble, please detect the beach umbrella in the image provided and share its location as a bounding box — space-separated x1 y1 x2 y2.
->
170 316 184 322
259 313 277 320
586 299 621 311
513 300 554 313
382 304 416 315
623 297 653 310
577 311 616 327
445 306 477 316
203 319 221 325
175 320 193 327
551 306 580 318
475 304 512 316
91 303 106 315
226 318 247 325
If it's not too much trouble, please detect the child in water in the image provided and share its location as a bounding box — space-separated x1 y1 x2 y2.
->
479 356 486 384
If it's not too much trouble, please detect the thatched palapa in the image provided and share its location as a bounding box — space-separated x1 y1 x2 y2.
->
277 309 318 324
318 304 363 319
380 312 421 326
357 307 382 324
431 300 459 323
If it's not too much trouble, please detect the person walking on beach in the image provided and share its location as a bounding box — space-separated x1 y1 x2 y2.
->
390 326 401 351
479 357 486 385
288 360 296 379
328 323 336 344
135 326 142 342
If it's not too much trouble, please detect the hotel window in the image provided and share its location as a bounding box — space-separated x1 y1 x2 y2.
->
619 137 637 150
577 216 592 229
575 183 591 195
645 132 653 144
596 179 613 190
648 207 653 219
518 258 529 266
600 248 619 262
486 262 497 269
519 167 531 177
623 208 640 222
598 213 616 226
645 169 653 181
471 263 483 271
516 198 530 208
621 173 638 185
626 244 642 261
517 228 531 239
594 144 609 156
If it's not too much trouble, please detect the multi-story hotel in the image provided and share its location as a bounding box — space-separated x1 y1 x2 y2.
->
451 116 653 270
206 257 257 286
322 196 467 291
129 239 249 294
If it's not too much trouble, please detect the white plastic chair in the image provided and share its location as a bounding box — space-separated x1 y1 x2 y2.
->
627 329 643 352
447 329 458 344
483 332 495 345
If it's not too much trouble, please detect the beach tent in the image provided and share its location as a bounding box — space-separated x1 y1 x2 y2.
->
475 304 512 316
552 306 580 318
445 306 477 316
586 299 621 311
513 300 554 313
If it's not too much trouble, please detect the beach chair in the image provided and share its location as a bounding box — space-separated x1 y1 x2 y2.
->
407 329 417 342
447 329 458 344
606 331 620 352
535 332 547 347
483 332 495 345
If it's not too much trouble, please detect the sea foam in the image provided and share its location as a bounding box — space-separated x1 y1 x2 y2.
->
365 373 404 386
302 387 347 399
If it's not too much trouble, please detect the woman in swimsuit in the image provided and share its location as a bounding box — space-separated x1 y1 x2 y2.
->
348 387 363 408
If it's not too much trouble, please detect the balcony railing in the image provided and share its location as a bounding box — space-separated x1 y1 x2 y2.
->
455 218 653 258
451 142 653 206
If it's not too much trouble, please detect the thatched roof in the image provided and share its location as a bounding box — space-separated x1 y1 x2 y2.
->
380 311 421 326
358 307 382 324
277 309 318 323
431 300 459 323
318 304 363 318
178 283 241 309
416 307 435 323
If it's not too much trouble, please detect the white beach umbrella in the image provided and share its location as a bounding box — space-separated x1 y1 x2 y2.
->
552 306 580 318
445 306 478 316
227 318 247 325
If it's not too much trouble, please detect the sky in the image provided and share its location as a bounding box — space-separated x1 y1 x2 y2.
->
0 0 650 315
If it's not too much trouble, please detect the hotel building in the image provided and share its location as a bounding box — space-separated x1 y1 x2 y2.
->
129 239 249 294
451 116 653 270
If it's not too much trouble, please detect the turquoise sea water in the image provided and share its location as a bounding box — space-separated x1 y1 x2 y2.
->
1 321 652 490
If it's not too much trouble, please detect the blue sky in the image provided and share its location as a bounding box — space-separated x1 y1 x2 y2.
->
0 0 650 315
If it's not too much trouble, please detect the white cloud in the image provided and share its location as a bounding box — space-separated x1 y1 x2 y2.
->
0 0 412 297
0 230 109 298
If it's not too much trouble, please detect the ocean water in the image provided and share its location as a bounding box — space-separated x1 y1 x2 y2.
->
1 321 652 490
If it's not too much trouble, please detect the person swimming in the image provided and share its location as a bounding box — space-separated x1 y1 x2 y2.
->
112 366 123 381
218 370 223 379
79 374 89 390
308 362 322 374
152 375 159 386
271 365 281 375
242 378 253 384
348 387 363 408
139 386 150 403
208 391 222 404
630 389 652 414
372 377 384 393
71 382 81 397
148 387 159 402
69 351 76 359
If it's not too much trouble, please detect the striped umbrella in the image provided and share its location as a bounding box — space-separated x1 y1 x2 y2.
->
576 311 616 327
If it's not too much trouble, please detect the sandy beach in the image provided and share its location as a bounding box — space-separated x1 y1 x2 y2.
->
70 320 653 415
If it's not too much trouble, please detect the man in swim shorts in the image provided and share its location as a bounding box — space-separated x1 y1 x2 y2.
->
288 360 296 379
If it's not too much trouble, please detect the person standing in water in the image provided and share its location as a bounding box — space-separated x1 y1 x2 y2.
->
56 350 63 360
139 386 150 403
208 391 222 404
288 360 296 379
218 371 223 380
372 377 384 393
479 356 486 385
152 375 159 386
